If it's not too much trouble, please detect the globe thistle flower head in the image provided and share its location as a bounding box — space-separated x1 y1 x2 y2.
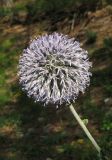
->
18 33 92 106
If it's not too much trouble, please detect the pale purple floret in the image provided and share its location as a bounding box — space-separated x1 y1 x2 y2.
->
18 33 92 106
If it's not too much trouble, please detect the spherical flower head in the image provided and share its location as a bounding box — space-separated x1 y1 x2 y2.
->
18 33 92 106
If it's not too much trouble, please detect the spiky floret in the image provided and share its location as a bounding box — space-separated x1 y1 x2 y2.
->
18 33 92 106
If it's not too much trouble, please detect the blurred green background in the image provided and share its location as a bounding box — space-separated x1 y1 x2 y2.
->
0 0 112 160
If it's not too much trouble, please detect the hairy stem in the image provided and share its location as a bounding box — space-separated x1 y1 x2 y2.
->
69 104 101 153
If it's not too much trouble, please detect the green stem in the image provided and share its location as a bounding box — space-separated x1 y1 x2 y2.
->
69 104 101 153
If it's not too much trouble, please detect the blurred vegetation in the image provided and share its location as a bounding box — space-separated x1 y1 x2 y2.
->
85 30 97 44
0 0 112 160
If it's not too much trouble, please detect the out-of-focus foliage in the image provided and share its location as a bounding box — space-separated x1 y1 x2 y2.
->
103 37 112 49
27 0 99 13
0 0 100 19
102 111 112 131
106 0 112 4
0 0 112 160
85 30 97 44
26 0 100 22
